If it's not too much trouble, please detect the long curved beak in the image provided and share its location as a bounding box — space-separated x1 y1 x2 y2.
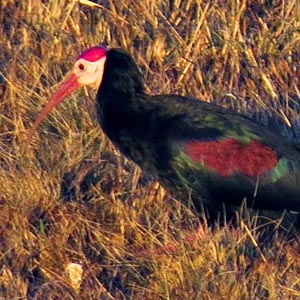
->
26 73 80 149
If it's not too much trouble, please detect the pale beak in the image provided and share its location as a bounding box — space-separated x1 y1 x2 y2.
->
26 73 80 149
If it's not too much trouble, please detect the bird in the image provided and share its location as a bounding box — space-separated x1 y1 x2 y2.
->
26 45 300 224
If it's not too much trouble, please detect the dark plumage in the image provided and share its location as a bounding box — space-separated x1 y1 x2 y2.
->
27 46 300 223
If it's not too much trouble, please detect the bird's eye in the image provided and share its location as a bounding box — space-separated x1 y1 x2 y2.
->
78 63 86 71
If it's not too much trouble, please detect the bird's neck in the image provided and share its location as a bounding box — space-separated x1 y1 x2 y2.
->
100 48 144 97
96 48 145 139
97 81 143 131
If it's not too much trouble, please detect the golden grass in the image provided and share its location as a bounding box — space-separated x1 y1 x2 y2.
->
1 0 300 299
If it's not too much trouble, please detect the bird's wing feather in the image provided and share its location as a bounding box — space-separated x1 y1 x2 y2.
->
156 105 290 179
144 96 300 210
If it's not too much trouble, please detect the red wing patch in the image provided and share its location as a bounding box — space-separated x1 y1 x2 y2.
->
183 138 278 177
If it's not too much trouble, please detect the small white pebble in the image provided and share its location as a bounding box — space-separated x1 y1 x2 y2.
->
65 262 83 291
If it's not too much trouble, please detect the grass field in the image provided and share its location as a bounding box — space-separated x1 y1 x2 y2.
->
1 0 300 299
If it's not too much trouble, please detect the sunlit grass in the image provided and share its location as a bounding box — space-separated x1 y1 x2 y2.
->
1 0 300 299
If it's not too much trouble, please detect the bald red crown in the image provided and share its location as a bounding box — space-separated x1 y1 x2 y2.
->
78 46 107 62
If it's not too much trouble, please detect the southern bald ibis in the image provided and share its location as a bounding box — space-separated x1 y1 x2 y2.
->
27 46 300 223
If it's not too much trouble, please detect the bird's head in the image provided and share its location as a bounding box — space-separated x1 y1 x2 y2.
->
26 46 107 148
74 46 107 89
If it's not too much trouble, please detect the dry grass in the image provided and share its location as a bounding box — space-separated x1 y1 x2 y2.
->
1 0 300 299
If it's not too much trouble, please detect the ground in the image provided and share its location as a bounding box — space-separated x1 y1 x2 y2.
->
1 0 300 299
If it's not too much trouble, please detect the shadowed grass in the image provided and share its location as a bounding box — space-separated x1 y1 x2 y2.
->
1 0 300 299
